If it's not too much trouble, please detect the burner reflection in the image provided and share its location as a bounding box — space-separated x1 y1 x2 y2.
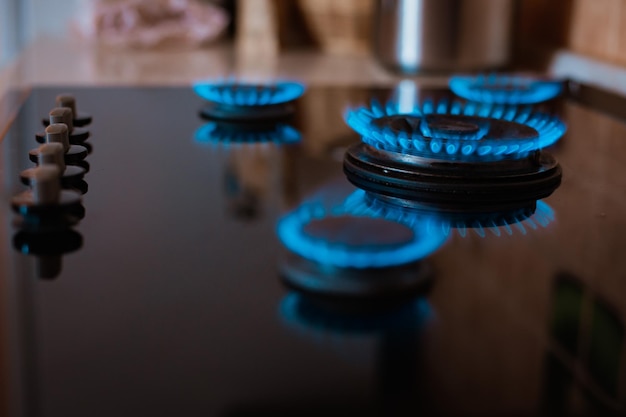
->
278 291 432 414
450 74 564 105
13 229 83 279
281 292 433 335
194 121 301 147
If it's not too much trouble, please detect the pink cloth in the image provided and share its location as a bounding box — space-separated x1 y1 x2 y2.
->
77 0 229 48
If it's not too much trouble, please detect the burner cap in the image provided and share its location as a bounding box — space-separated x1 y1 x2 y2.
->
302 216 415 249
449 73 564 104
194 80 305 121
369 113 542 159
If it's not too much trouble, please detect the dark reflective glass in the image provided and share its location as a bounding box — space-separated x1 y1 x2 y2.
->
1 85 625 417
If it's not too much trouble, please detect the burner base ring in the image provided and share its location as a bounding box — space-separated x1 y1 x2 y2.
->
344 142 562 213
280 253 434 303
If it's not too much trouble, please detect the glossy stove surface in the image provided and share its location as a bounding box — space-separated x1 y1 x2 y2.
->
1 86 626 417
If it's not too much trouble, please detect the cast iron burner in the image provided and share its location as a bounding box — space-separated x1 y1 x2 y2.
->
280 254 434 304
344 113 562 213
345 142 561 213
194 81 305 122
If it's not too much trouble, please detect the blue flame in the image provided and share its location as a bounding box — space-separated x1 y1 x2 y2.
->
277 189 448 268
367 197 556 239
447 201 555 238
193 80 305 106
194 122 301 146
449 74 563 104
344 99 566 159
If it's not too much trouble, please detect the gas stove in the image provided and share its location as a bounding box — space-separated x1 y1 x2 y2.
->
1 82 625 417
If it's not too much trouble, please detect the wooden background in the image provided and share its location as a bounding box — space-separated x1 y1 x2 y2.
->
519 0 626 65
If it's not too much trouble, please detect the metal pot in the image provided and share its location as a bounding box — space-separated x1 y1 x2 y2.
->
373 0 514 73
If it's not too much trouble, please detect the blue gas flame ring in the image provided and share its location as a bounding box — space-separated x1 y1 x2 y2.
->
344 99 566 160
450 74 564 104
194 80 306 106
194 122 301 146
277 190 448 269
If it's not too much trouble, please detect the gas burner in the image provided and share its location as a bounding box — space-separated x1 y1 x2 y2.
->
277 183 446 301
194 80 305 121
365 194 556 238
277 189 447 269
194 121 301 146
345 99 566 160
449 74 564 104
343 99 564 212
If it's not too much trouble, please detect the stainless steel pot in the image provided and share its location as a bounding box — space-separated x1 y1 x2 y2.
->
373 0 515 73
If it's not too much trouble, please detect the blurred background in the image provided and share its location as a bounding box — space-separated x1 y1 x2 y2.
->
0 0 620 66
0 0 624 98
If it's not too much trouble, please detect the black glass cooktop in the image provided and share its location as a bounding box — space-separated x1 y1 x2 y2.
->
1 85 626 417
